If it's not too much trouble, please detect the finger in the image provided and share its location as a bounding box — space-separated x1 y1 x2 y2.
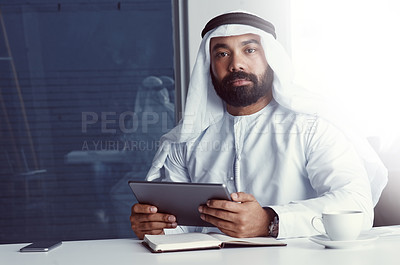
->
199 206 236 222
200 213 236 233
132 203 158 214
200 212 254 238
205 199 242 212
135 213 176 223
231 192 256 203
218 228 240 238
136 220 178 231
141 229 165 235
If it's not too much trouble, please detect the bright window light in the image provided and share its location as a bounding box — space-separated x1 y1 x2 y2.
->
290 0 400 151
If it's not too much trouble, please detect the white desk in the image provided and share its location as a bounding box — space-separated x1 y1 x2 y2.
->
2 226 400 265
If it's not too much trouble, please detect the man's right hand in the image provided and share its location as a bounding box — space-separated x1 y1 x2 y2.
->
130 203 178 239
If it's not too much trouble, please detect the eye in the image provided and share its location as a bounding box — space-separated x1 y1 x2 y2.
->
216 51 229 58
246 48 256 54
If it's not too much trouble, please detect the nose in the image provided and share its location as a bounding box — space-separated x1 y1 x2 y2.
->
229 53 245 72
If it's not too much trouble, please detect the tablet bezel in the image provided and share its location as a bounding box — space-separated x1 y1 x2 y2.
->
128 181 232 227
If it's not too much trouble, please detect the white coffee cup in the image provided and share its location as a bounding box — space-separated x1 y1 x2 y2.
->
311 210 364 241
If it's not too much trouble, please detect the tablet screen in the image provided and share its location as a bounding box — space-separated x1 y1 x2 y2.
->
128 181 231 227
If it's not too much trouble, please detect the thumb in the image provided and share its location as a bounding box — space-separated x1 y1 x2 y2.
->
231 192 256 202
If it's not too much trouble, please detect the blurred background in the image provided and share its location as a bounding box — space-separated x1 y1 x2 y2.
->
0 0 175 243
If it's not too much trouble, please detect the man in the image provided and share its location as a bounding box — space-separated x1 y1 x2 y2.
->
130 11 388 240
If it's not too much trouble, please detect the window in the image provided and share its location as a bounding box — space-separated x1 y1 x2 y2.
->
291 0 400 144
290 0 400 170
0 0 175 243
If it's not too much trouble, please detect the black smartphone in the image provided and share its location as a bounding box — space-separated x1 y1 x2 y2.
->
19 241 62 252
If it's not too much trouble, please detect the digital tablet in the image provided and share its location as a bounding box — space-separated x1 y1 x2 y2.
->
128 181 232 227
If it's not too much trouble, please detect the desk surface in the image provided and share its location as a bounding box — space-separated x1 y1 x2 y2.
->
2 226 400 265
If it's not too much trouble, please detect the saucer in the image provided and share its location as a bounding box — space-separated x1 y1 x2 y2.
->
309 234 378 249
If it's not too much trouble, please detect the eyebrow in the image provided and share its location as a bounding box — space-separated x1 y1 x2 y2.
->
211 38 261 52
211 43 229 52
241 38 261 46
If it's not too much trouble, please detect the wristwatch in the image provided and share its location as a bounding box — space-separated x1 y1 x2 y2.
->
268 215 279 238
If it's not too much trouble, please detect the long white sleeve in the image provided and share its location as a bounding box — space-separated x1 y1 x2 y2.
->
271 117 373 238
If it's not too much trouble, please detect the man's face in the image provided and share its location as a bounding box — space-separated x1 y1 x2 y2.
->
210 33 273 107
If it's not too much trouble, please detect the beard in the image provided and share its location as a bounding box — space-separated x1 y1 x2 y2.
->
211 65 274 107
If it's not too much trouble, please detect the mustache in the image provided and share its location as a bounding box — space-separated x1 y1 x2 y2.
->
221 71 258 86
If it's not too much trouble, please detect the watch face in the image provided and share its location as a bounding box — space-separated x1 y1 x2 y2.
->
269 216 279 237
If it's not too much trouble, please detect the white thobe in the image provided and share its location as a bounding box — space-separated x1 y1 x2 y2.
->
159 100 373 238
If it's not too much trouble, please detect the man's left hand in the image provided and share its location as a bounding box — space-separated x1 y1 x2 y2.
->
198 192 272 238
